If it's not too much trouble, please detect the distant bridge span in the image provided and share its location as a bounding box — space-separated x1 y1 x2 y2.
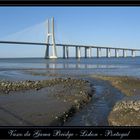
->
0 18 140 58
0 40 140 58
0 40 140 51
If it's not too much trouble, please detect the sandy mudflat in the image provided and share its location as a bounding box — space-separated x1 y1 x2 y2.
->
0 78 93 126
1 72 140 126
91 75 140 96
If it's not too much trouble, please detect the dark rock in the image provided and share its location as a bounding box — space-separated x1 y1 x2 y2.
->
108 96 140 126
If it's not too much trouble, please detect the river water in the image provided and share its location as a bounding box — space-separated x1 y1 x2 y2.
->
0 57 140 80
0 57 139 126
64 77 124 126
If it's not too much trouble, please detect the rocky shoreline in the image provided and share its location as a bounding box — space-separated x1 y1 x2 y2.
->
92 75 140 126
0 78 94 126
108 96 140 126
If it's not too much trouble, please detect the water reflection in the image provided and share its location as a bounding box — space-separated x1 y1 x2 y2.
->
45 62 128 69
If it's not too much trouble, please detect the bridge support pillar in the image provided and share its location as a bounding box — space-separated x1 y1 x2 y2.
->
88 47 92 58
76 47 81 58
106 48 111 58
85 47 91 58
66 47 69 58
131 50 136 57
45 17 57 59
63 46 66 58
115 49 119 58
85 47 87 58
97 48 101 58
45 44 49 59
123 50 127 57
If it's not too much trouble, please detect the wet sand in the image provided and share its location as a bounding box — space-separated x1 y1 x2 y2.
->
0 78 93 126
0 69 140 126
91 75 140 96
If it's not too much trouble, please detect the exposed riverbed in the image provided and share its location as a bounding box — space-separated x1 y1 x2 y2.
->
0 78 93 126
64 77 124 126
0 57 140 126
1 69 140 126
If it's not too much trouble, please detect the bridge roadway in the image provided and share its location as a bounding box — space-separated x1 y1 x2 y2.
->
0 40 140 51
0 40 140 58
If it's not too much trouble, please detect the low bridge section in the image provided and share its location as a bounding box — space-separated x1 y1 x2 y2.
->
0 40 140 58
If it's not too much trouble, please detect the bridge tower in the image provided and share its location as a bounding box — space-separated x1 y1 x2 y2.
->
45 17 57 59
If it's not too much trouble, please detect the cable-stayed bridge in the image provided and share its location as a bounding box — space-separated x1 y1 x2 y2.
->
0 17 140 59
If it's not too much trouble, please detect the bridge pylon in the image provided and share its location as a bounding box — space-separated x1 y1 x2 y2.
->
45 17 57 59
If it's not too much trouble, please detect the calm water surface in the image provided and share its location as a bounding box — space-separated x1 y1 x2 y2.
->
0 57 140 79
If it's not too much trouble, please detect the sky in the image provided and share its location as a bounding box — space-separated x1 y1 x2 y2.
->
0 7 140 58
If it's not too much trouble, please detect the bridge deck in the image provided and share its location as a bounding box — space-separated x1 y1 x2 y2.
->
0 40 139 51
